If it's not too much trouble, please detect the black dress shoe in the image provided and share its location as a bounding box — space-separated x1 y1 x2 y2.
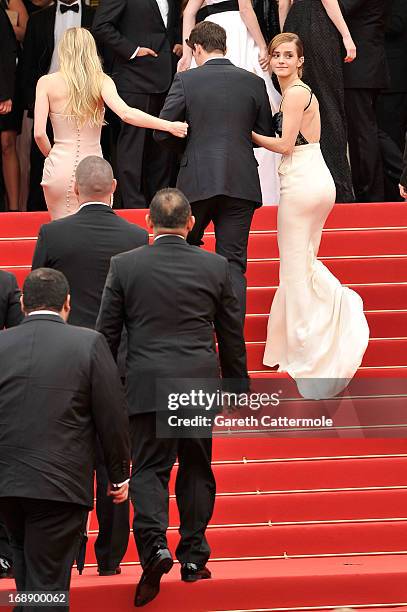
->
180 563 211 582
98 566 121 576
135 548 173 607
0 557 13 579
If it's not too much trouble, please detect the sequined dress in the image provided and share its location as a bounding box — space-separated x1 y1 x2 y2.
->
284 0 354 202
41 112 103 220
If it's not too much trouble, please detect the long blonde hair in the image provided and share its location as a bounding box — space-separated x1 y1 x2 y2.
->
58 27 105 126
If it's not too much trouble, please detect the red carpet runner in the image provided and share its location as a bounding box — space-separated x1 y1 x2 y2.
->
1 203 407 611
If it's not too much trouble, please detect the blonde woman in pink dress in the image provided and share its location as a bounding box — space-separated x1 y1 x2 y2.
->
34 27 188 220
253 33 369 399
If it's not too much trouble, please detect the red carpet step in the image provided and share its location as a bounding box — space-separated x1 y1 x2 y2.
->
1 204 407 610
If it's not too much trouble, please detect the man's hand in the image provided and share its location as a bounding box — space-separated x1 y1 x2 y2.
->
399 183 407 200
107 482 129 504
0 99 12 114
177 54 192 72
258 47 270 71
173 44 183 58
137 47 158 58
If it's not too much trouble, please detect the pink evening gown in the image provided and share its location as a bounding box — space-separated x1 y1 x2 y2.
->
41 112 103 220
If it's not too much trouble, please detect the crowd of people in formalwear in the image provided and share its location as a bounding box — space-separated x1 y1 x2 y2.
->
0 0 407 211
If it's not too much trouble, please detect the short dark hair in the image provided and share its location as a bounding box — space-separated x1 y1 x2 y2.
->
149 188 191 229
186 21 226 54
23 268 69 313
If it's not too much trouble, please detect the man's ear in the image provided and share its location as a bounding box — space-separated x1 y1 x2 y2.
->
187 215 195 233
20 294 26 315
73 181 79 198
145 213 154 231
111 178 117 194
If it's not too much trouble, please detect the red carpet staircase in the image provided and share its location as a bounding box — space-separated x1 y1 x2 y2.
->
1 203 407 611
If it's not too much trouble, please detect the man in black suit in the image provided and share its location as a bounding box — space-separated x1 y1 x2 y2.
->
92 0 181 208
340 0 390 202
0 271 23 330
376 0 407 201
155 22 273 321
97 188 248 607
21 0 95 211
31 156 148 576
0 268 130 607
0 270 23 579
400 136 407 200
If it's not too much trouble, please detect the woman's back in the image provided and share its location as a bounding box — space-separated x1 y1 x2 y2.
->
40 72 103 220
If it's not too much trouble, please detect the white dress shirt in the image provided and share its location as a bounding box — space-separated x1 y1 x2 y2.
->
130 0 169 59
49 1 82 74
28 310 63 317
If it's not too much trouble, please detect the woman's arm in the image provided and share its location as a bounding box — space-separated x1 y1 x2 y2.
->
177 0 203 72
101 75 188 137
238 0 269 70
8 0 28 42
320 0 356 61
252 87 308 155
278 0 292 31
33 76 51 156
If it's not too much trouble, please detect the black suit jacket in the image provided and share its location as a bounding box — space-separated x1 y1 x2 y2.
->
21 1 95 114
340 0 390 89
31 204 148 328
401 133 407 188
0 271 23 329
92 0 180 95
0 6 18 103
0 314 130 508
154 59 273 206
96 236 249 415
382 0 407 93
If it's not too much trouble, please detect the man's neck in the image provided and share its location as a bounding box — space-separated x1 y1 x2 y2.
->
202 52 226 65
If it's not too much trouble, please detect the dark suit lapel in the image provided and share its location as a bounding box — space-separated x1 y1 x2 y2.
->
81 2 94 27
44 4 57 57
147 0 166 30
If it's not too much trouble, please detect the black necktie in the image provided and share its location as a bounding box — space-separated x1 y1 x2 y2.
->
60 3 79 13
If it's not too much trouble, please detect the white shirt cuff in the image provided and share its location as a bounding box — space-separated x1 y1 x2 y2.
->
130 47 140 59
113 478 130 487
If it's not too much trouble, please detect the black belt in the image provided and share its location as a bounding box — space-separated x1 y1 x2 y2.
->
196 0 239 23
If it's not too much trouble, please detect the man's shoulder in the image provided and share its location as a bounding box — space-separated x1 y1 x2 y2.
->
0 269 15 285
111 243 150 264
28 3 55 24
114 214 149 238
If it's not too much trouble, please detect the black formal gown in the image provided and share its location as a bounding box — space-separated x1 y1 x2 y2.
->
284 0 354 202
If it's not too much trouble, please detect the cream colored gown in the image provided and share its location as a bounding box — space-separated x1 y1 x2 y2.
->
263 142 370 399
41 113 103 220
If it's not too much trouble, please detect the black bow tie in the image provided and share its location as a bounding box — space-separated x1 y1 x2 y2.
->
60 2 79 13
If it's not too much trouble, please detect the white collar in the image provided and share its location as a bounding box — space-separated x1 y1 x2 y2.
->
203 55 226 65
28 310 63 318
78 201 112 211
154 234 185 241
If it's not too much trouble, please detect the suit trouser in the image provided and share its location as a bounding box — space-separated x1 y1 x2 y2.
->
116 92 176 209
344 88 385 202
376 92 407 153
0 521 11 561
0 497 86 612
187 195 255 322
129 413 216 568
94 437 130 570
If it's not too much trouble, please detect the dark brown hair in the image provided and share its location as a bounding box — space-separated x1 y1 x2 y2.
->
269 32 304 78
186 21 227 54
